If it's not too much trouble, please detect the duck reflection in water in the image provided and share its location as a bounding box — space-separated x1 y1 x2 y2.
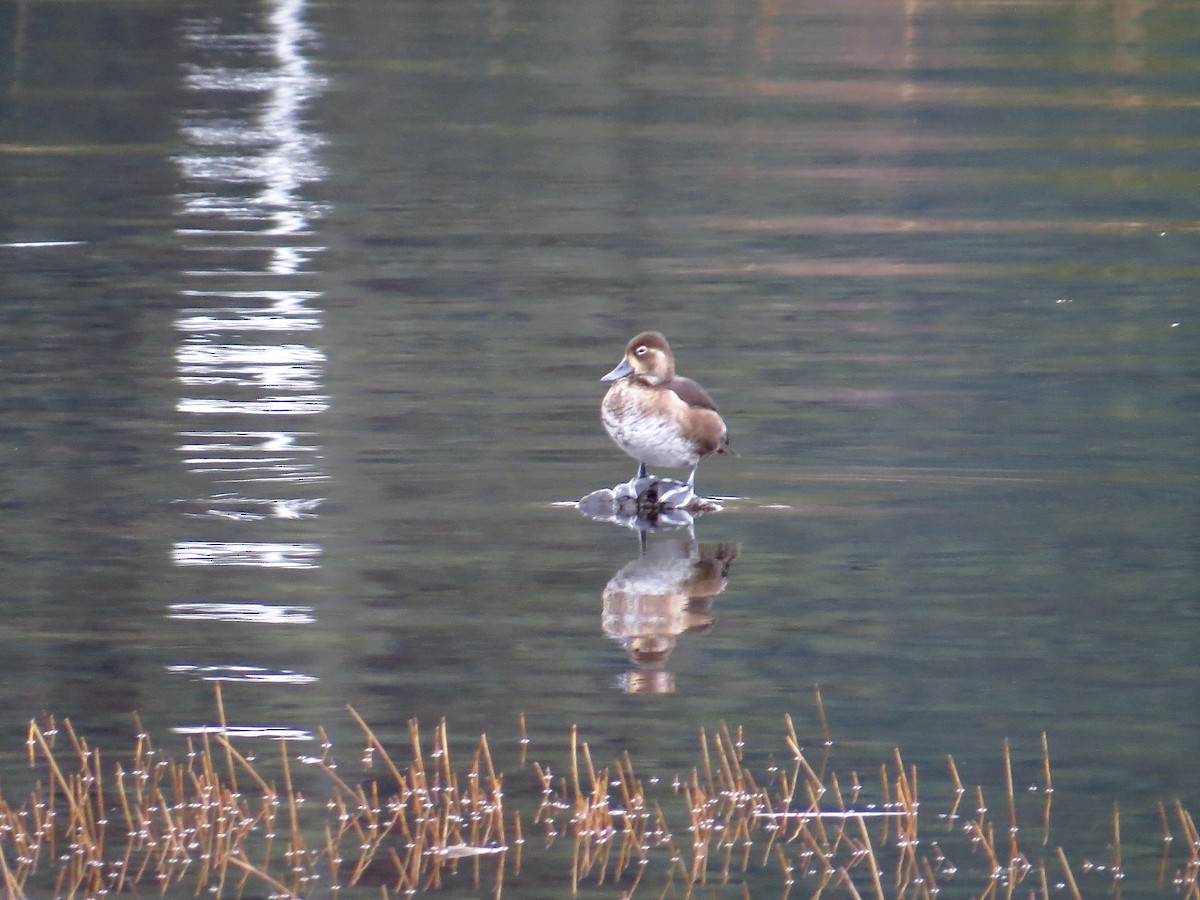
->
597 331 736 513
602 539 739 694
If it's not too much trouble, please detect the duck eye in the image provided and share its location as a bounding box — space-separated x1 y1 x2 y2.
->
635 346 647 356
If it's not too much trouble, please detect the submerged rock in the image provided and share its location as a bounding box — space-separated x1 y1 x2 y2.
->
578 476 722 532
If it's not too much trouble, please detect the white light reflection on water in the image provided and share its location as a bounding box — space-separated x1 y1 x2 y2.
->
177 341 325 390
170 0 329 735
177 396 330 415
177 495 322 520
179 431 319 453
176 289 322 331
174 725 315 742
177 431 327 486
176 312 322 331
169 603 315 625
168 664 317 685
1 240 87 248
172 542 321 568
176 0 327 238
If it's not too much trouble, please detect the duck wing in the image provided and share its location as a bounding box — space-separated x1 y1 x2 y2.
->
667 376 720 412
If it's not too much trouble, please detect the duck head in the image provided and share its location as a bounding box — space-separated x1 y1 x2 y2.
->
601 331 675 385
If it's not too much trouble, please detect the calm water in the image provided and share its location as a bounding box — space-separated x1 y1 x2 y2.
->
1 0 1198 895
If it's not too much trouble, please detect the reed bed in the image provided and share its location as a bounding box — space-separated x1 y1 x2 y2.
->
0 689 1195 898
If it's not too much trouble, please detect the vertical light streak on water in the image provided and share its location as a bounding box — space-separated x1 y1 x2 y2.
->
171 0 329 733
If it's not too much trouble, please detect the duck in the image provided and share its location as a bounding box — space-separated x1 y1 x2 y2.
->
600 331 736 502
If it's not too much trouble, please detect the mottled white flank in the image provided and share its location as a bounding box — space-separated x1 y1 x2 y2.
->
602 395 702 468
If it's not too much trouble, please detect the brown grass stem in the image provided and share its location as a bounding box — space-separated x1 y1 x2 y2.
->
1056 845 1082 900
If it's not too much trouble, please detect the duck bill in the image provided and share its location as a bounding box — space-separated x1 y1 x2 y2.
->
600 357 634 383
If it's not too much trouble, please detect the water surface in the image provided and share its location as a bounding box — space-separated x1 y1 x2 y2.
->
1 0 1197 894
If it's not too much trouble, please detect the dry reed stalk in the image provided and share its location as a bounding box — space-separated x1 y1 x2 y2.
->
517 714 528 769
345 785 378 885
803 779 830 849
213 733 274 797
967 783 1000 880
835 864 865 899
346 707 405 795
212 682 238 797
758 799 784 866
1177 800 1200 899
742 765 761 796
783 714 800 757
1040 731 1053 846
569 823 580 895
775 764 800 847
592 780 615 886
481 733 499 798
826 770 855 864
436 718 452 788
613 817 636 883
775 842 794 888
569 725 582 811
878 764 892 844
1177 799 1199 848
1157 800 1172 888
308 751 359 802
512 810 524 874
814 685 831 747
892 750 919 864
793 747 822 795
809 860 834 897
0 842 21 898
386 845 413 894
406 716 433 891
613 753 634 827
463 749 483 851
854 812 885 900
225 850 294 896
322 820 339 887
729 816 748 878
699 727 715 797
582 742 598 802
491 849 506 900
794 817 829 880
109 765 134 893
715 723 737 795
1002 738 1018 863
1056 845 1082 900
946 754 964 832
719 811 745 881
288 737 319 894
1110 801 1124 899
684 770 712 885
919 855 937 899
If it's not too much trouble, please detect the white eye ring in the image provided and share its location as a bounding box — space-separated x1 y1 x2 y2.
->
635 346 648 355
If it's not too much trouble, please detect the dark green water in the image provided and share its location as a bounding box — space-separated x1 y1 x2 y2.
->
1 0 1197 895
